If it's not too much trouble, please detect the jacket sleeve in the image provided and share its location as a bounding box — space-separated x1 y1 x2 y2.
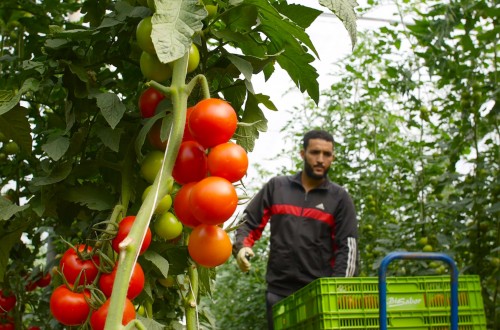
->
331 189 359 277
232 179 273 257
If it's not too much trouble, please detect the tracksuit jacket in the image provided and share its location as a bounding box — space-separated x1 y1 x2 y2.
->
233 172 359 297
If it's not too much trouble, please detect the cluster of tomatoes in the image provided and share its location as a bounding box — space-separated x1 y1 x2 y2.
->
0 270 51 329
49 219 150 329
140 97 248 268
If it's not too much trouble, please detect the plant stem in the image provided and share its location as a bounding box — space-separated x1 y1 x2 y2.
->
104 49 190 329
185 263 199 330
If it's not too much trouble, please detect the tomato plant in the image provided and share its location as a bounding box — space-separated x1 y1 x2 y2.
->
189 176 238 225
173 182 201 228
59 244 99 286
0 290 16 314
90 298 136 330
188 98 238 148
154 211 183 240
112 216 152 255
98 262 145 300
139 87 165 118
49 285 90 326
140 150 164 183
207 141 248 182
172 141 207 185
188 224 232 268
136 16 155 54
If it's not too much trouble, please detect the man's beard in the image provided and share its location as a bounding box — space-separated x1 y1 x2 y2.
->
304 161 330 180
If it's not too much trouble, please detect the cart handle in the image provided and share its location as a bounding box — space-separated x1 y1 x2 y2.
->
378 252 459 330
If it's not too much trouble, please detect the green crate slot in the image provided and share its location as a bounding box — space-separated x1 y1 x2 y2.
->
273 276 486 330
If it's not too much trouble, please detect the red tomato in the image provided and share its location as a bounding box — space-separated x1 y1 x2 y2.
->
182 107 195 142
172 141 207 185
188 98 238 148
138 87 165 118
98 262 145 300
147 120 168 150
36 272 52 288
0 290 16 313
0 324 15 330
90 298 136 330
207 142 248 182
59 245 99 286
172 182 201 228
112 216 152 255
188 224 232 268
49 285 90 326
189 176 238 225
27 327 41 330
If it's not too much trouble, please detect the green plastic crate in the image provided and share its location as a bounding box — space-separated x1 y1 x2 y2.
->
273 276 486 330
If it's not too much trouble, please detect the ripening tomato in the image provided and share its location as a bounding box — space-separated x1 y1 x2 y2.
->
59 245 99 286
189 176 238 225
182 107 195 142
98 262 145 300
0 323 15 330
188 224 232 268
36 272 52 288
207 142 248 182
90 298 136 330
140 150 164 183
147 120 168 150
139 87 165 118
173 182 201 228
0 290 16 314
112 216 152 255
188 98 238 148
50 285 91 326
172 141 207 185
154 212 183 240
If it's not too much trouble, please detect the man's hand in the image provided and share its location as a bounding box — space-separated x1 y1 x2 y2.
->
236 247 255 272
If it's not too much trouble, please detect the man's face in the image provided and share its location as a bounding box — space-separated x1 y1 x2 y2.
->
301 138 335 180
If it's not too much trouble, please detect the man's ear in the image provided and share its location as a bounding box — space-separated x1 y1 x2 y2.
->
300 149 305 159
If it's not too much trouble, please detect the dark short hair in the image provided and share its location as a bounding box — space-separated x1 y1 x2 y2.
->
302 130 334 150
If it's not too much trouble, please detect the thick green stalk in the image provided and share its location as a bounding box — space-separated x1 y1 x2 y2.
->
185 263 199 330
104 49 190 330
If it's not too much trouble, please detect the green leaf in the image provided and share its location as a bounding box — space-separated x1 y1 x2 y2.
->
62 184 114 211
31 161 73 186
143 250 170 278
95 124 122 152
137 317 166 330
0 105 32 154
0 225 25 282
235 93 269 151
0 78 40 116
94 92 126 129
152 0 206 64
0 198 29 221
273 3 322 29
319 0 358 49
226 54 253 83
42 134 70 161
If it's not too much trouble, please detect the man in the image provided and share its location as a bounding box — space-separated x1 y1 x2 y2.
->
233 129 359 330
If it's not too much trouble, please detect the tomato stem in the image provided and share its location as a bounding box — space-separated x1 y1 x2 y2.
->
104 48 191 330
185 262 199 330
185 74 211 100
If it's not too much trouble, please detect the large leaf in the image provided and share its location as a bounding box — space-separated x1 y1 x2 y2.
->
0 225 25 283
62 184 115 211
319 0 358 49
152 0 206 64
94 92 126 129
0 105 32 154
0 78 40 116
42 133 70 161
143 250 170 278
0 197 29 221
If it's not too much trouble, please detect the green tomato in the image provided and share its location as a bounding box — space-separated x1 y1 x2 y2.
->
422 244 433 252
0 132 7 142
140 51 172 82
140 150 164 183
187 44 200 73
158 276 175 288
205 4 218 19
154 211 183 240
0 153 6 161
136 16 155 54
418 237 428 246
142 185 173 214
3 141 19 155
